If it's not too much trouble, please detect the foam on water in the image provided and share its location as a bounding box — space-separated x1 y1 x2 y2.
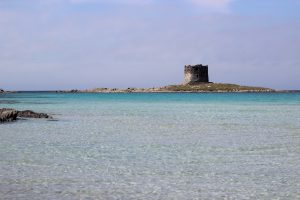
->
1 93 300 199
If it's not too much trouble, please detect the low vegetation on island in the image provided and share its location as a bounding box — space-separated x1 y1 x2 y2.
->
58 83 275 93
162 83 274 92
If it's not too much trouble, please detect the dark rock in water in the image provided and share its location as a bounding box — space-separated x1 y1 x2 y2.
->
0 108 53 123
0 108 18 122
17 110 52 119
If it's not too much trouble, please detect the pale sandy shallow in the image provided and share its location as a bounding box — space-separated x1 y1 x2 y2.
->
1 92 300 199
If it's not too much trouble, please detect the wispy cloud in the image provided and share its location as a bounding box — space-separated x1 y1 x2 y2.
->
68 0 153 5
189 0 235 11
25 0 236 10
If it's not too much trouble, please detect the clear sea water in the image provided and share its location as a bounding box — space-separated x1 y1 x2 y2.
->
1 92 300 199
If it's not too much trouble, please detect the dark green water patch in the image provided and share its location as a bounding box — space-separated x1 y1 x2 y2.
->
0 100 19 104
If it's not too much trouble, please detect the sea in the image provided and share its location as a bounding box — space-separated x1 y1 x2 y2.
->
1 92 300 199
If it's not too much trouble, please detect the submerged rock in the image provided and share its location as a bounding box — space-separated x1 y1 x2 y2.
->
17 110 52 119
0 108 52 123
0 108 18 122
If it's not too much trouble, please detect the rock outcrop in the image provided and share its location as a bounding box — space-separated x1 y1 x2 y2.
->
18 110 52 119
0 108 52 123
0 108 18 122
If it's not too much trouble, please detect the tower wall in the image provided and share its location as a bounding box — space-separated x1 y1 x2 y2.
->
184 64 209 84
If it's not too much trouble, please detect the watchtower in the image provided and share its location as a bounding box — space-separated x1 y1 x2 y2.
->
184 64 209 84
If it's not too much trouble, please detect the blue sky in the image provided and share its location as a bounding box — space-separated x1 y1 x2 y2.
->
0 0 299 90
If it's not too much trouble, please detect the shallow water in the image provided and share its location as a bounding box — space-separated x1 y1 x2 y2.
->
1 92 300 199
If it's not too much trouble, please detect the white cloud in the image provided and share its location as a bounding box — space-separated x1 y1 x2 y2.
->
188 0 235 11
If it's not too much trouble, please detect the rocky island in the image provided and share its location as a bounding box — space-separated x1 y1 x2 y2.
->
57 82 274 93
1 64 282 94
56 64 274 93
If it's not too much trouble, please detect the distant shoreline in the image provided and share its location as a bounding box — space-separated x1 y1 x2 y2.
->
2 83 299 94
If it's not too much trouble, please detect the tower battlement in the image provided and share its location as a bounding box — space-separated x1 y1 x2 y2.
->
184 64 209 84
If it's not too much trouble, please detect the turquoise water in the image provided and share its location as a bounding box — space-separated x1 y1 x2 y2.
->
1 92 300 199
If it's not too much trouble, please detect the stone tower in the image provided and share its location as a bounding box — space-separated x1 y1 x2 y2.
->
184 64 209 84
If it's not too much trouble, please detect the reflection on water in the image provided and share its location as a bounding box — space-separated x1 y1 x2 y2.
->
0 92 300 199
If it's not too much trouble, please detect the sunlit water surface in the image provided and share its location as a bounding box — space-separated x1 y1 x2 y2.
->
1 92 300 199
